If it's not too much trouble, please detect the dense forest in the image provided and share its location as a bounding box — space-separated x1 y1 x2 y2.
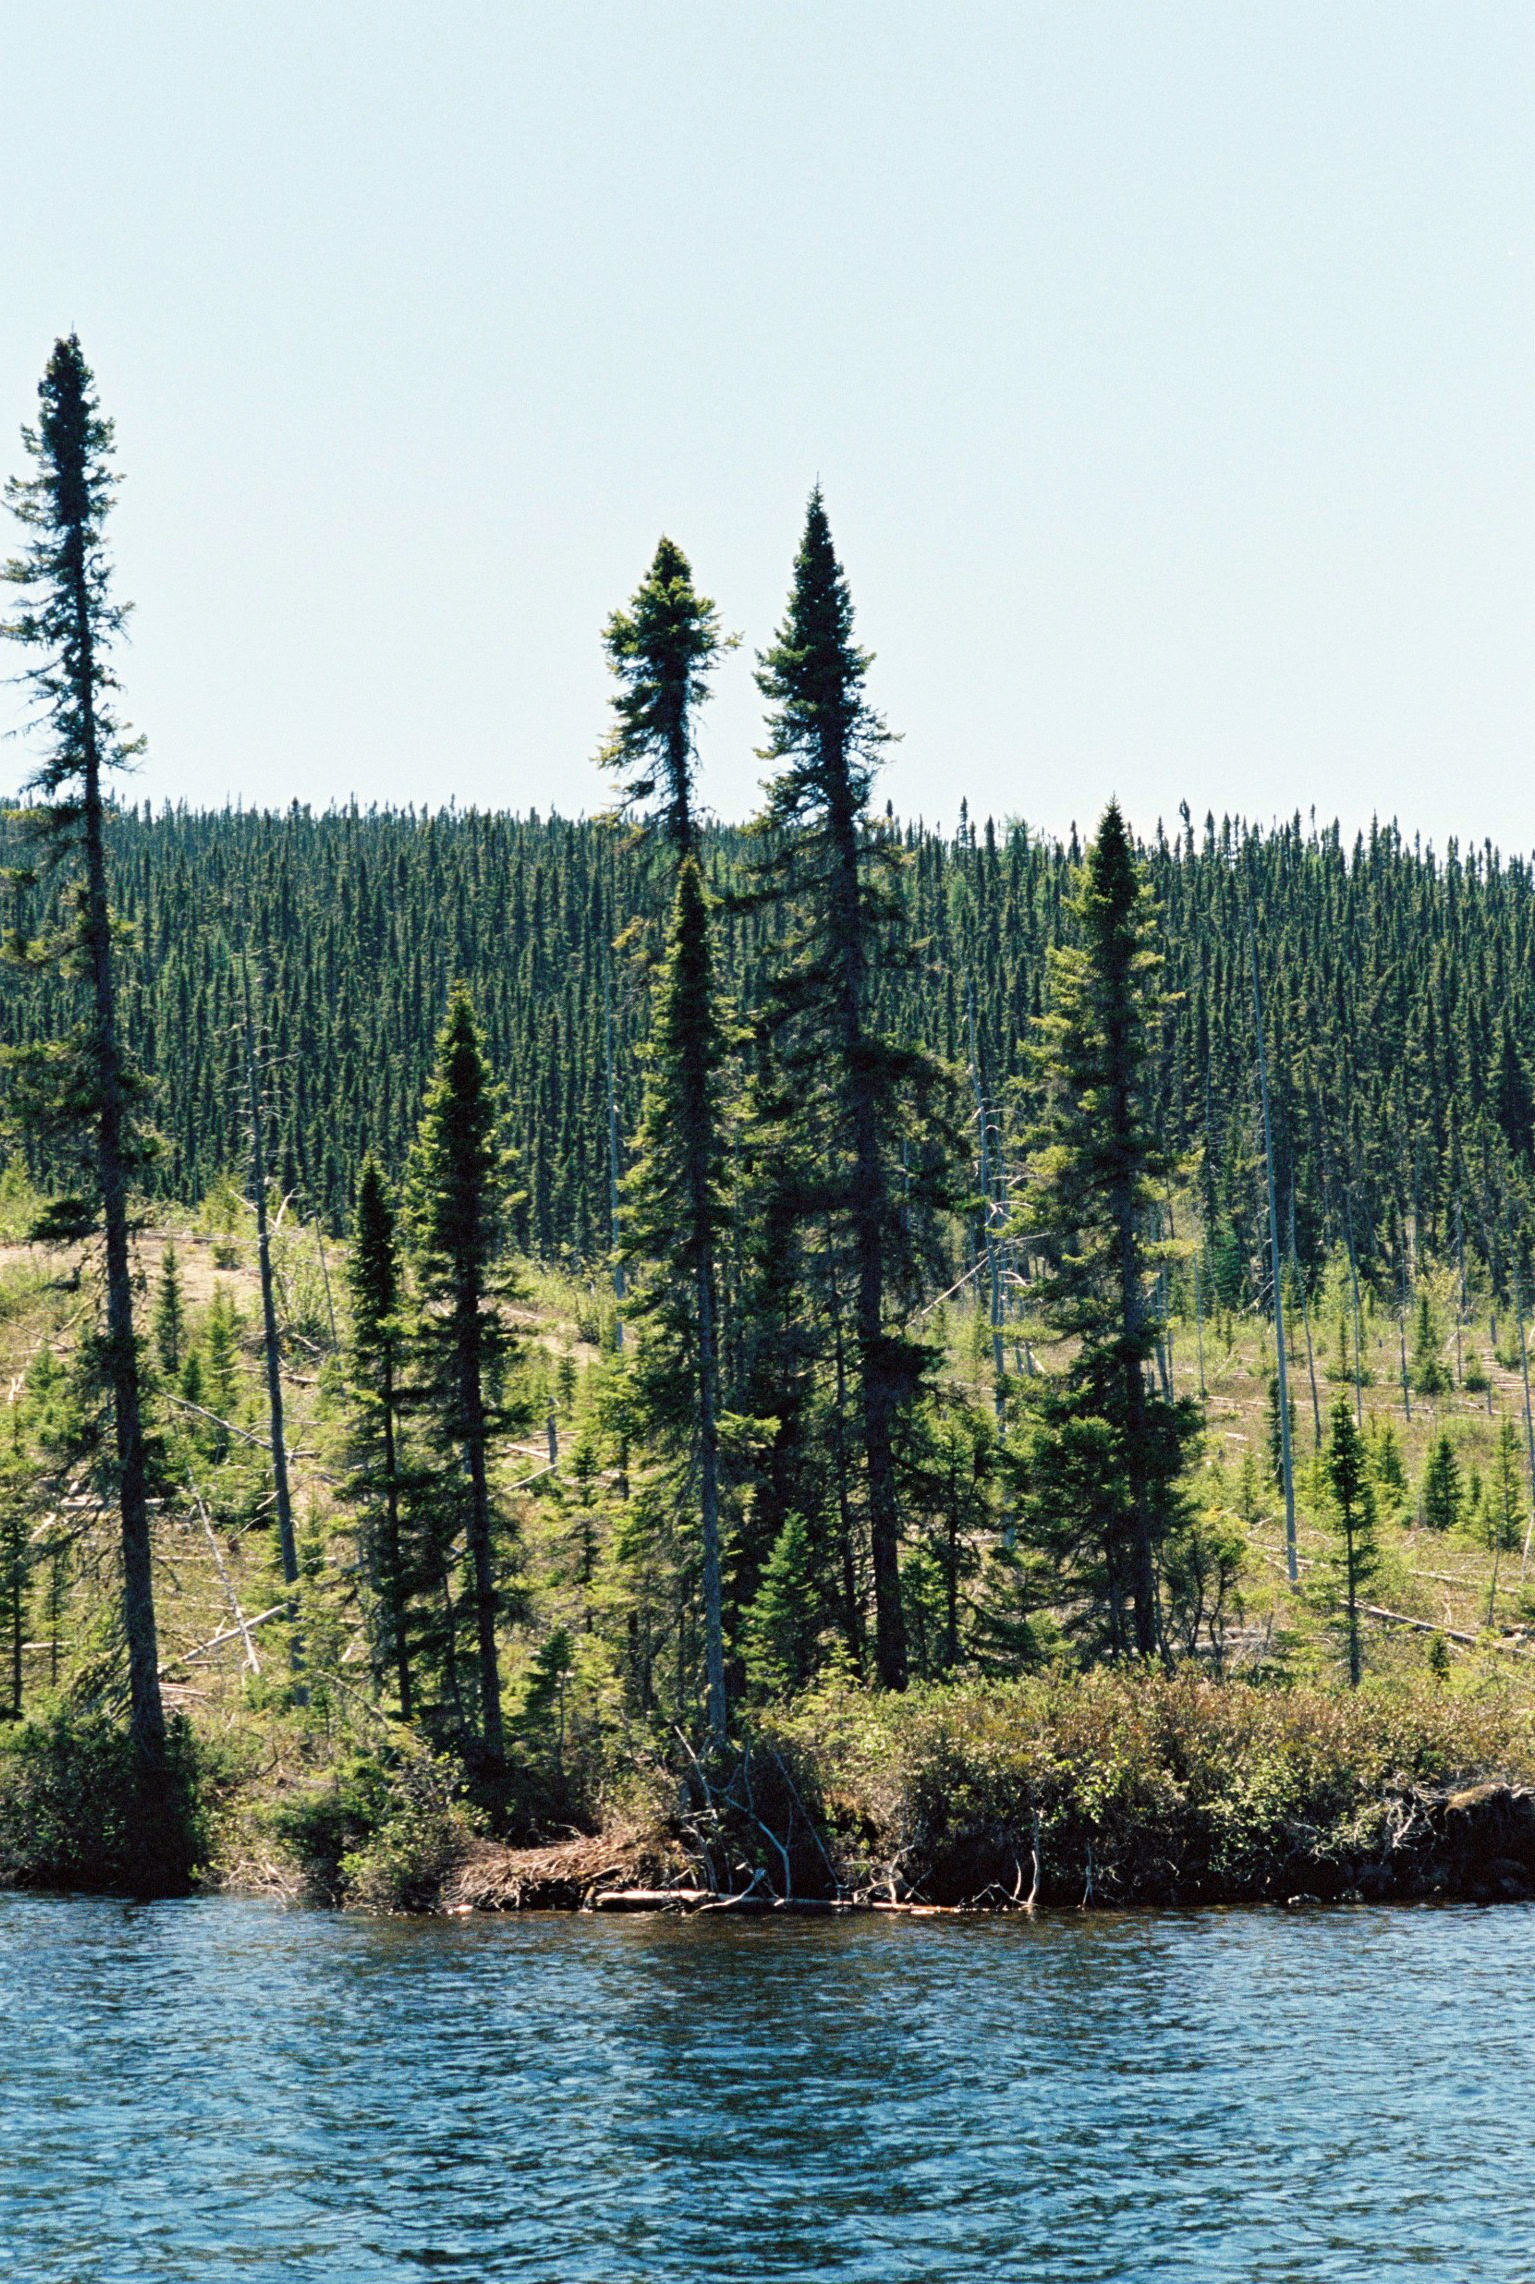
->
5 336 1535 1907
5 796 1535 1299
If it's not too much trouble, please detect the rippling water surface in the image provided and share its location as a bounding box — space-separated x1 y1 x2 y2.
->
3 1894 1533 2281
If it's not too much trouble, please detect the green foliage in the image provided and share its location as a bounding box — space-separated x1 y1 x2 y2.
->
272 1740 484 1909
748 488 961 1690
1421 1431 1463 1533
0 1413 32 1718
1410 1292 1450 1397
1161 1508 1246 1667
600 534 725 854
339 1155 412 1716
1481 1418 1526 1625
1 334 169 1795
764 1669 1535 1905
202 1282 243 1422
741 1514 821 1700
1018 802 1201 1660
1323 1399 1379 1687
620 856 731 1740
5 798 1535 1316
1370 1418 1408 1512
404 984 525 1763
0 1160 40 1243
153 1242 185 1378
1237 1449 1264 1529
0 1709 211 1892
10 371 1535 1886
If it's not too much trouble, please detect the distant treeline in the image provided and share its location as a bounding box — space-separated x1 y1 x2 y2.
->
3 799 1533 1292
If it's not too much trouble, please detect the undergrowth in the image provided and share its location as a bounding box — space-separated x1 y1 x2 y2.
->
761 1667 1535 1904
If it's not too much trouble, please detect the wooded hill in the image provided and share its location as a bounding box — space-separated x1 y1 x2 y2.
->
3 799 1534 1296
5 334 1534 1903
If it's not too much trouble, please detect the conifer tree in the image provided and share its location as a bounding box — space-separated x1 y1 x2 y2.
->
740 1512 820 1698
0 1412 30 1718
0 336 177 1872
407 984 521 1767
600 534 723 862
1421 1431 1462 1533
203 1285 243 1431
153 1242 185 1379
1483 1416 1523 1627
621 859 732 1742
754 489 955 1688
1371 1417 1408 1512
602 536 730 1742
343 1155 412 1717
1020 801 1199 1659
1324 1398 1377 1687
1410 1291 1449 1397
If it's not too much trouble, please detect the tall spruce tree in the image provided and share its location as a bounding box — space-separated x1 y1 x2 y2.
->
754 489 954 1688
343 1155 412 1717
1324 1398 1377 1687
601 535 722 862
407 985 521 1767
1020 800 1199 1660
0 337 179 1876
621 859 732 1742
602 537 730 1744
0 1411 30 1719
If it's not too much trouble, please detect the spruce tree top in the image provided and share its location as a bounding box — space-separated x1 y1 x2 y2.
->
601 536 724 856
407 984 514 1277
1026 799 1180 1335
1325 1398 1372 1519
1033 801 1169 1184
349 1155 399 1345
756 487 889 824
2 335 136 808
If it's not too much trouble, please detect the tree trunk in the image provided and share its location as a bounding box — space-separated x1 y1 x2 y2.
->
830 792 907 1689
1117 1203 1160 1660
75 563 167 1779
694 1243 728 1748
1107 981 1159 1658
825 1251 865 1674
381 1357 411 1720
242 959 299 1597
458 1331 504 1762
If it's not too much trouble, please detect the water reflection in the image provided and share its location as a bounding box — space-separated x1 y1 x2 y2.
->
1 1897 1531 2281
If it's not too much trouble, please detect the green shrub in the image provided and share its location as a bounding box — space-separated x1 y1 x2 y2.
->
272 1741 483 1909
0 1710 215 1894
762 1668 1535 1905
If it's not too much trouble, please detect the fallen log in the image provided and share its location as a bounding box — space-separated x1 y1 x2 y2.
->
159 1603 290 1674
591 1887 712 1911
1362 1604 1477 1645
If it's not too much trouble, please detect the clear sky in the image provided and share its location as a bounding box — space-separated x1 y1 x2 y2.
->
2 3 1530 852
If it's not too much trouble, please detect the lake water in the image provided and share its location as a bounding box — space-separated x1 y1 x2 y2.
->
2 1894 1532 2282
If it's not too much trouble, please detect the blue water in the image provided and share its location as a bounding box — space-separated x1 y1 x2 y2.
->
2 1894 1531 2282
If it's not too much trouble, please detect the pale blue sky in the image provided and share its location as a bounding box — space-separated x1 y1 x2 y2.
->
2 3 1530 850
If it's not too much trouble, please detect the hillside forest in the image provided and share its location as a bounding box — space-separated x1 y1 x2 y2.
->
5 334 1535 1899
